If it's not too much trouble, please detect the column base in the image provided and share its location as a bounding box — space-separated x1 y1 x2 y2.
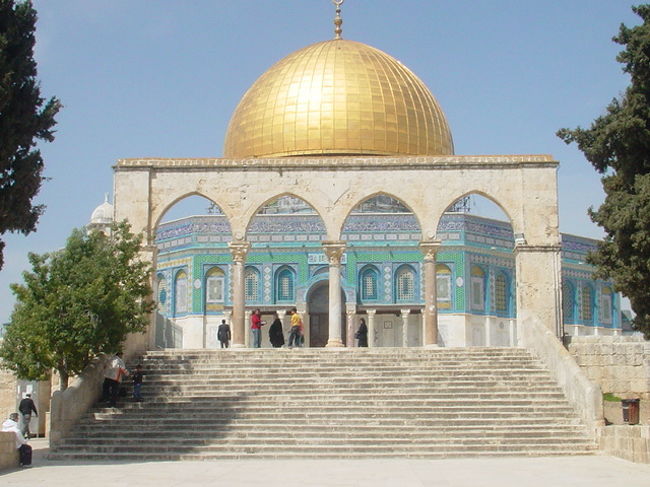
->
231 343 247 349
423 343 440 349
325 340 345 348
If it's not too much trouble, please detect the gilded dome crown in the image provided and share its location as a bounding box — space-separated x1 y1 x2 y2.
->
224 39 453 158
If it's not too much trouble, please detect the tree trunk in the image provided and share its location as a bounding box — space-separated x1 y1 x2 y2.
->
58 368 69 391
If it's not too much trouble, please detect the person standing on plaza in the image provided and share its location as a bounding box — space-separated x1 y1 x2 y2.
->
217 319 231 348
18 393 37 439
102 352 128 407
287 307 303 348
2 413 32 468
250 309 265 348
269 313 285 348
356 318 368 347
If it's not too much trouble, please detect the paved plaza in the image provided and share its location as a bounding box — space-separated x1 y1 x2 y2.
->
1 439 649 487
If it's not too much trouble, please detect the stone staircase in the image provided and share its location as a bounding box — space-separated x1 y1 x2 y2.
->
49 348 597 460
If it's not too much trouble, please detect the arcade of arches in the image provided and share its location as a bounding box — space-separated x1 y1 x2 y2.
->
114 154 564 353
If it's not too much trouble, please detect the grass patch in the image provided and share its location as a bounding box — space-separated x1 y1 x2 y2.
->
603 392 623 402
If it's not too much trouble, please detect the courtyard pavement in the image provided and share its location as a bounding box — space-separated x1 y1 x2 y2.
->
1 438 649 486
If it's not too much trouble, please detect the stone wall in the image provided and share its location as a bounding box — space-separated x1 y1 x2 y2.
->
0 431 18 471
568 336 650 424
0 369 17 422
599 426 650 464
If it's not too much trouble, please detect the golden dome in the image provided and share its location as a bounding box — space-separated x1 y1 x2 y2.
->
223 39 454 158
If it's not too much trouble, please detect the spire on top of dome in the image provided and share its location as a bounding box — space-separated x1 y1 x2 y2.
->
332 0 344 39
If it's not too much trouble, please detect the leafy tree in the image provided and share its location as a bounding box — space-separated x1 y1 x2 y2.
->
0 221 155 389
0 0 61 269
557 5 650 338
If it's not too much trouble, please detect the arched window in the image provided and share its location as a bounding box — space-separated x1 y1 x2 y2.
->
157 276 168 313
205 267 225 304
562 280 575 323
580 284 593 323
174 270 188 315
436 264 452 309
470 265 485 311
395 265 415 302
245 267 260 302
600 286 613 324
360 266 379 301
494 272 508 314
276 267 295 302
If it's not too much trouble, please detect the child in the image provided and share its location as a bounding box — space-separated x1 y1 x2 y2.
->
132 364 144 401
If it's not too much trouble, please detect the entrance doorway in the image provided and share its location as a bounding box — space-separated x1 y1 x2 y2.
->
307 281 346 347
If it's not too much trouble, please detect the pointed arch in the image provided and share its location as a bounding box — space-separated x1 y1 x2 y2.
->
245 266 261 303
470 265 486 312
173 269 189 316
579 283 594 324
359 264 380 302
204 266 226 309
245 193 326 236
395 264 417 303
340 192 423 239
436 263 453 309
275 265 296 303
153 191 234 236
436 191 517 238
562 279 576 323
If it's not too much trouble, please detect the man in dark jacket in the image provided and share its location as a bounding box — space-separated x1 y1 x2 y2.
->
18 394 38 439
217 319 231 348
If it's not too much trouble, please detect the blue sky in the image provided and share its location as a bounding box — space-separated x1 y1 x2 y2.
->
0 1 642 323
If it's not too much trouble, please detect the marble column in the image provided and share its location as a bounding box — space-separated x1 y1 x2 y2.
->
244 310 252 347
400 309 411 347
323 241 346 348
419 240 441 347
366 309 376 348
228 241 250 348
346 304 357 347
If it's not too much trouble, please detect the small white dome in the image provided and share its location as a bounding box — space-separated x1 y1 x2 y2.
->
90 194 114 225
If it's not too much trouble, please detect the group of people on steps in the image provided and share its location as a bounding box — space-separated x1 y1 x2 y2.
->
217 308 368 348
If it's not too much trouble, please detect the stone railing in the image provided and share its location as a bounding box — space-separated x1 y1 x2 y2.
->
519 312 603 430
0 431 18 470
599 425 650 464
49 354 110 448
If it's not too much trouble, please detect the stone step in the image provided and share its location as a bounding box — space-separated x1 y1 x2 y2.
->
90 398 572 410
57 436 595 449
64 423 586 444
51 441 597 456
126 390 569 399
77 416 584 428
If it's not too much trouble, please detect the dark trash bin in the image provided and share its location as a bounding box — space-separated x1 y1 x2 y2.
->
621 399 640 425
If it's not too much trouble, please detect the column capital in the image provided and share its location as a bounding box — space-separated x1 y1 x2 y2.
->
366 308 376 317
228 241 251 262
322 240 346 265
400 308 412 317
419 240 442 261
345 303 357 315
